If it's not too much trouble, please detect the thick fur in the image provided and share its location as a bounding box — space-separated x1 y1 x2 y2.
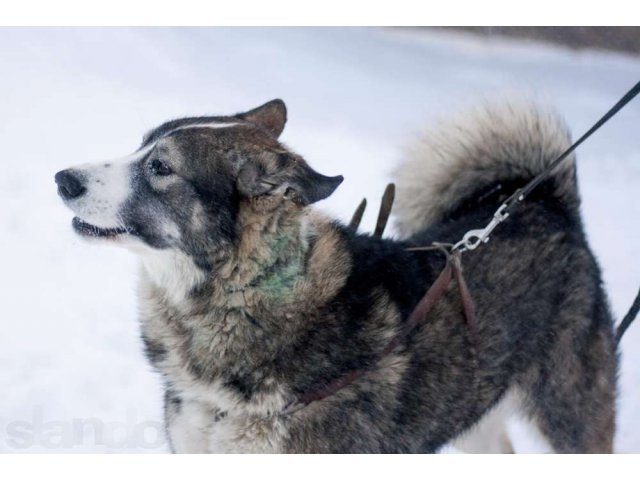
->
56 99 618 453
394 101 579 236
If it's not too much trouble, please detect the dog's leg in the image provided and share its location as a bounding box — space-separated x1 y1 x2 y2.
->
450 390 515 453
164 390 215 453
517 305 617 453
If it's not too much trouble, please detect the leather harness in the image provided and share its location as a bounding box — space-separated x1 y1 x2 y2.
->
284 191 477 414
283 80 640 415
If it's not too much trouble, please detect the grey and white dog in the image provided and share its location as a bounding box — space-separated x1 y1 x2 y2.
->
55 99 617 453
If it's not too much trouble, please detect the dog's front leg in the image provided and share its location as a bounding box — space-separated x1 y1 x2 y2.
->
164 390 221 453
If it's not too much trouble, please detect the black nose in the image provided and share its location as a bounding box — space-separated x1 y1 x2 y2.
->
55 169 86 200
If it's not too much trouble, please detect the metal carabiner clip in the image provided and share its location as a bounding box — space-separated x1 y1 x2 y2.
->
453 204 509 253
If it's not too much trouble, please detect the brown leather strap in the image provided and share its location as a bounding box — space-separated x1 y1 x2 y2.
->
373 183 395 239
381 258 453 356
450 252 478 338
288 253 462 412
348 183 396 237
296 368 369 407
348 198 367 231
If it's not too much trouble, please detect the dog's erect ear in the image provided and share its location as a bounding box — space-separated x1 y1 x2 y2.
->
285 160 344 205
237 153 343 206
237 99 287 138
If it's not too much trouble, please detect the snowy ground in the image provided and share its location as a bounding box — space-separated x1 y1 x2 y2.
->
0 27 639 453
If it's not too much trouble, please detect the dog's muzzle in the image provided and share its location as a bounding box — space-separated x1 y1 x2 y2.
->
55 167 129 239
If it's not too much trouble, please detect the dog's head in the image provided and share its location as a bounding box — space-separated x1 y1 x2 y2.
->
55 100 343 265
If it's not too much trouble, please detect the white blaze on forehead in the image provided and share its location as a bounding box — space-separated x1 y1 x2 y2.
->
169 122 240 133
143 121 241 146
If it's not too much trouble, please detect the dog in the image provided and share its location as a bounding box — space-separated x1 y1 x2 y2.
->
55 99 618 453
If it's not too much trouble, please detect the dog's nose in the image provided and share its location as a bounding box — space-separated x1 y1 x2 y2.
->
55 169 86 200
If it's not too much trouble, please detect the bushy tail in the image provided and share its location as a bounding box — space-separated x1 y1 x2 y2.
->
393 101 580 237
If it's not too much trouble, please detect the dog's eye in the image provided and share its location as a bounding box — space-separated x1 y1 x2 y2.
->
150 159 172 176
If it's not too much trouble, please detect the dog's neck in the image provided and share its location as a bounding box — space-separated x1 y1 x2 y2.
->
137 201 352 383
139 197 311 310
213 199 310 307
137 196 353 327
138 247 208 306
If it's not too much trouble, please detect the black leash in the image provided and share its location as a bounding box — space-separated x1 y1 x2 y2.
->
450 80 640 344
616 286 640 346
503 81 640 217
453 81 640 253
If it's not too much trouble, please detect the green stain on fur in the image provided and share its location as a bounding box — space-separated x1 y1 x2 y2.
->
259 261 302 298
255 232 307 300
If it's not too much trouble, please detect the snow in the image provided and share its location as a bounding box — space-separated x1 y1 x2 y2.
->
0 27 638 453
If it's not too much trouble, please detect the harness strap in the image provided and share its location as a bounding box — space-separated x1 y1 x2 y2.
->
348 183 396 237
284 81 640 414
451 253 478 338
373 183 395 239
348 198 367 231
285 249 475 414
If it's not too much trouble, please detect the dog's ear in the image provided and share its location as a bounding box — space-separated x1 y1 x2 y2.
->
237 99 287 138
237 153 343 206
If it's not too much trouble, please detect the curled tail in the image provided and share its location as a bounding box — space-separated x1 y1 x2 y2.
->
393 101 580 237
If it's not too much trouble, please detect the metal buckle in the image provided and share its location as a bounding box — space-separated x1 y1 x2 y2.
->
452 204 509 253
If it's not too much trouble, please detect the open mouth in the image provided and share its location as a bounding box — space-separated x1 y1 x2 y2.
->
72 217 128 238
